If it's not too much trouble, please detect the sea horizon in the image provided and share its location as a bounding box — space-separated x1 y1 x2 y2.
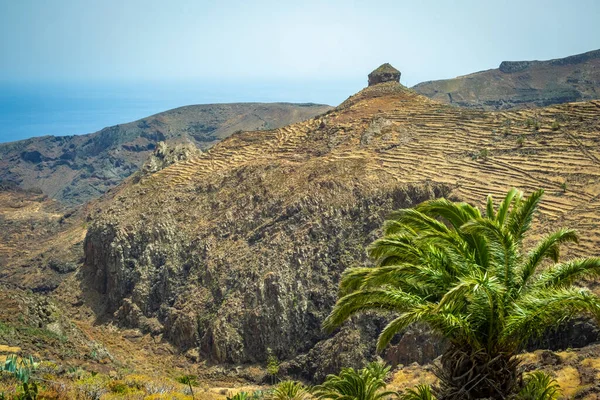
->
0 78 363 143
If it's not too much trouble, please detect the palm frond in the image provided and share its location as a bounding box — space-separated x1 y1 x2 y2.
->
519 229 579 288
486 194 495 220
502 287 600 347
415 198 477 230
534 257 600 289
376 306 431 352
322 289 424 333
507 189 544 242
495 188 521 227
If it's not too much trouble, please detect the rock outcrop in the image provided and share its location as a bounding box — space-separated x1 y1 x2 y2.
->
141 141 202 175
368 63 401 86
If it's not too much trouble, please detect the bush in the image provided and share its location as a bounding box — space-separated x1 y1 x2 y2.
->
517 371 560 400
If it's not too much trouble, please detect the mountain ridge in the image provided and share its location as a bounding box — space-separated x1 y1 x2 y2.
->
0 102 332 205
413 48 600 110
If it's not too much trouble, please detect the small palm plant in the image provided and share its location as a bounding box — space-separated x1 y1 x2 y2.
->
227 392 249 400
323 189 600 399
272 380 312 400
312 361 397 399
518 371 561 400
400 384 435 400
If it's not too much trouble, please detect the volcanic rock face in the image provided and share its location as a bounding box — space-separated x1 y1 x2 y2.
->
368 63 401 86
84 78 600 379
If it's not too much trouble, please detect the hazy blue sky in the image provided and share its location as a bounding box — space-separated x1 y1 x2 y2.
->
2 0 599 87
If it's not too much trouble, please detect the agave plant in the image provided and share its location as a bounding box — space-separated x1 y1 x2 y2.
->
272 380 312 400
312 361 397 399
227 392 250 400
2 355 39 400
323 189 600 399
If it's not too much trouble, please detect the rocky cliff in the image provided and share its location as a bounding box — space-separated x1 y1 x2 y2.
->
0 103 331 205
82 77 600 379
413 48 600 110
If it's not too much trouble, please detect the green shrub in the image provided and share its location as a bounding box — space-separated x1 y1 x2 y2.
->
313 361 396 400
401 384 435 400
227 392 249 400
272 380 311 400
478 148 489 160
517 371 560 400
551 121 560 131
266 348 280 384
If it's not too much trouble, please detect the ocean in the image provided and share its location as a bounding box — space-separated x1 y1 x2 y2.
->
0 79 361 143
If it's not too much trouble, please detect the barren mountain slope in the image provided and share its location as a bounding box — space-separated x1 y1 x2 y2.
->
81 80 600 380
413 48 600 110
0 103 331 205
0 185 85 291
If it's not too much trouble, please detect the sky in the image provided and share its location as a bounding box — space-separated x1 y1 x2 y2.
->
2 0 600 88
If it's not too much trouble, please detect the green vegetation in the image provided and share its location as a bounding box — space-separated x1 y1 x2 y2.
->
324 189 600 399
525 118 541 130
272 380 311 400
1 355 39 400
560 181 568 193
0 321 66 344
551 121 560 131
312 361 397 399
227 392 263 400
176 375 198 399
477 148 489 161
266 348 281 384
517 135 525 147
518 371 561 400
400 384 435 400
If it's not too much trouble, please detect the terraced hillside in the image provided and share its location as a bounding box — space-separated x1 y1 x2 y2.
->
0 102 331 205
82 78 600 380
413 48 600 110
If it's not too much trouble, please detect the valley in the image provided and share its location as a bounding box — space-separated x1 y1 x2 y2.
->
2 56 600 398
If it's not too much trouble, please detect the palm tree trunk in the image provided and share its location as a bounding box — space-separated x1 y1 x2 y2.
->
434 345 520 399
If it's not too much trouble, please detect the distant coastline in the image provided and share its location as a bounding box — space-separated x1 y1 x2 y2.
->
0 79 358 143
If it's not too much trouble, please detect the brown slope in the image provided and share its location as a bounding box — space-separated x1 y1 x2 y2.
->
413 48 600 110
0 185 85 291
82 81 600 379
0 102 331 205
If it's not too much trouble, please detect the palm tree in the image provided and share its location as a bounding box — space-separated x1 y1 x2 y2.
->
312 361 398 399
272 380 313 400
323 189 600 399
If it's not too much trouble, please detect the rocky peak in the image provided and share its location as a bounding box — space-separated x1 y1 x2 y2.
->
368 63 401 86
